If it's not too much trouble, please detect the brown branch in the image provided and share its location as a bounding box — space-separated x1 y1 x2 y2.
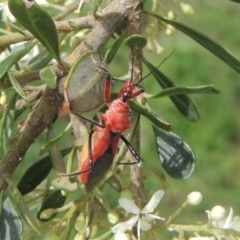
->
1 64 66 89
55 15 95 32
0 16 95 48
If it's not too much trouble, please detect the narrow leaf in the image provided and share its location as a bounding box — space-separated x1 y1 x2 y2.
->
105 31 127 64
93 188 110 211
8 70 29 104
0 193 22 240
39 66 57 89
29 50 52 70
0 93 18 158
143 57 200 122
66 145 78 176
91 0 103 15
47 128 66 174
129 100 173 131
6 178 40 236
0 41 36 79
230 0 240 3
147 85 220 98
17 148 72 195
152 124 196 179
144 9 240 74
107 176 122 192
5 20 29 36
39 123 72 156
37 190 66 221
8 0 60 61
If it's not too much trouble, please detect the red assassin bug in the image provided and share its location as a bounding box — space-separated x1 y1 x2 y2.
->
71 68 144 191
64 51 174 191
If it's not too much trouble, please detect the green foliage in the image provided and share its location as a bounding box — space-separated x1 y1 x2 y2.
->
0 0 240 239
8 0 60 61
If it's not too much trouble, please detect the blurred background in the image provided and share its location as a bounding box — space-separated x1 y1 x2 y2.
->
11 0 240 225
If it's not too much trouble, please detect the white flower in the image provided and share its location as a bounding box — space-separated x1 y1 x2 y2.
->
112 190 165 240
114 232 130 240
206 207 240 232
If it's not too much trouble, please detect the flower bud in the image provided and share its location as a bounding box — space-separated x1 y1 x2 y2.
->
165 25 175 36
210 205 226 221
146 40 153 52
108 210 119 224
153 40 165 55
167 11 177 20
75 213 88 232
187 191 202 205
145 24 155 35
180 3 194 15
0 91 8 106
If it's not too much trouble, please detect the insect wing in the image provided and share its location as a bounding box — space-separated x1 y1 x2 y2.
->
81 130 120 191
85 146 114 192
152 124 195 179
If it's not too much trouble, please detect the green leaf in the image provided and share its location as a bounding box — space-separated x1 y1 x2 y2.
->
0 193 22 240
36 190 66 222
66 145 78 176
125 34 147 50
91 0 103 15
47 128 66 174
64 51 105 112
230 0 240 3
93 188 110 212
39 123 71 156
29 50 53 70
0 41 36 79
17 155 52 195
147 85 220 99
107 176 122 192
8 0 60 61
0 93 18 158
144 9 240 74
39 66 57 89
129 100 173 131
17 148 72 195
105 31 127 64
8 70 29 104
143 57 200 122
6 178 40 236
152 124 196 179
5 20 29 36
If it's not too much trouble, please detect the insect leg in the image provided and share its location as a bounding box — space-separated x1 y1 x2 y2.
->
70 111 105 128
117 135 141 165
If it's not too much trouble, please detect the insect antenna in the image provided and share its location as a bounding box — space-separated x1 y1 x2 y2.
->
135 47 175 86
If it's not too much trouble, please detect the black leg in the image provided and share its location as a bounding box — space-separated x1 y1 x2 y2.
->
88 129 95 169
70 111 105 128
117 135 141 165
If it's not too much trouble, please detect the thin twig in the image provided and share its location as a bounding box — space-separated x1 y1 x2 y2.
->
127 0 146 207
